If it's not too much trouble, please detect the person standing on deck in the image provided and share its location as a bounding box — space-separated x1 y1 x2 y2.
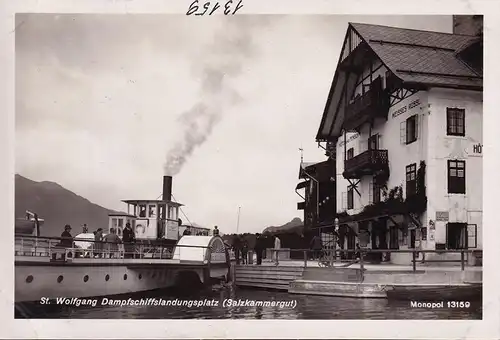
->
103 228 122 258
310 234 323 260
213 226 220 236
122 223 136 259
254 233 264 265
233 235 242 265
53 224 73 260
273 236 282 262
241 239 249 265
93 228 104 258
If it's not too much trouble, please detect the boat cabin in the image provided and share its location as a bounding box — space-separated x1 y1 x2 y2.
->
108 199 183 241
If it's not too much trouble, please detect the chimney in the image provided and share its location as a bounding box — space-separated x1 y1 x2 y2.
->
162 176 172 201
453 15 483 36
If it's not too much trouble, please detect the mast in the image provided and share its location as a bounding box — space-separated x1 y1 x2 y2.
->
236 207 241 233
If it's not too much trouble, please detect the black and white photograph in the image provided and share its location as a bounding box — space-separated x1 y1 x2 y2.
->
1 0 498 338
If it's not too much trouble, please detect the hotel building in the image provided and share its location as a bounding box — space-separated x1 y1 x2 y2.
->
313 16 483 264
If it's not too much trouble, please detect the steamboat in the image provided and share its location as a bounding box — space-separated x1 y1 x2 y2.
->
14 176 231 305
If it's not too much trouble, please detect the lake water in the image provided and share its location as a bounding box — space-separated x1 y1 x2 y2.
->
16 287 482 319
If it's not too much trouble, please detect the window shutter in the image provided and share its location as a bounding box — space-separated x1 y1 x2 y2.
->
368 177 373 204
467 224 477 248
415 115 419 140
400 121 406 144
341 192 347 211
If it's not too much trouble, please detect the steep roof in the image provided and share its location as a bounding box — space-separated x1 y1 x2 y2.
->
351 23 482 88
316 22 483 142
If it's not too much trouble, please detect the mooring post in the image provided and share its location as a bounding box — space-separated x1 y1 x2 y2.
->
303 250 307 268
412 250 417 272
461 251 465 271
359 250 365 281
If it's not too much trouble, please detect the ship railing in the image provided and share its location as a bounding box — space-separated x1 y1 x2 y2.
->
14 235 211 261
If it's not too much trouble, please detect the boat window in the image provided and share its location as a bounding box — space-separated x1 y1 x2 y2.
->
159 205 166 219
148 205 157 218
112 218 118 229
167 206 173 219
138 205 147 218
174 207 179 220
118 219 124 228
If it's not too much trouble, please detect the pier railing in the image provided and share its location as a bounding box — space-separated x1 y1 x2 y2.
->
14 235 214 262
238 248 482 274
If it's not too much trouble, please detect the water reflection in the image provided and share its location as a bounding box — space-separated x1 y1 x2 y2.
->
18 287 482 320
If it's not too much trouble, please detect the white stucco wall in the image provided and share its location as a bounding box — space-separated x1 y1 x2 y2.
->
334 85 482 265
426 88 483 250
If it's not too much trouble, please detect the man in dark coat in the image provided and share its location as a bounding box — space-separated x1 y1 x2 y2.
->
233 235 242 265
254 233 264 265
60 225 73 248
55 224 73 260
310 234 323 260
241 240 249 265
122 223 136 259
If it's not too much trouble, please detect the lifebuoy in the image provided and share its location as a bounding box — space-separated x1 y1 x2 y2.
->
136 224 146 235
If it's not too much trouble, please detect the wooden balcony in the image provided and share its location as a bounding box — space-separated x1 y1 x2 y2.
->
343 149 389 179
344 77 389 131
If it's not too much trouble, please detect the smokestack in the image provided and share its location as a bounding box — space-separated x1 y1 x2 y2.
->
163 176 172 201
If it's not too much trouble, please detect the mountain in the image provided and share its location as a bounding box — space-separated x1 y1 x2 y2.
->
15 174 118 237
262 217 303 234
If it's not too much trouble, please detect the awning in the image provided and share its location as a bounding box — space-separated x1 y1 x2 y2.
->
295 181 308 190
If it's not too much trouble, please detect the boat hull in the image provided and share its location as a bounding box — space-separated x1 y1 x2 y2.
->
15 261 229 303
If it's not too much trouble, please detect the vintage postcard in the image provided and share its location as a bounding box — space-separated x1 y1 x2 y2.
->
1 0 498 339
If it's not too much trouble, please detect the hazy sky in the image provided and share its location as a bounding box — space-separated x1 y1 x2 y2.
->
16 14 451 234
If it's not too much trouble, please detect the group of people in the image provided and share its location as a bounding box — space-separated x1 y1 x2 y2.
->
229 233 282 265
230 235 250 265
56 222 137 259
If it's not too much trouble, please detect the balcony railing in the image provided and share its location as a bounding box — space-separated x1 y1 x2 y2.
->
343 149 389 179
344 77 389 131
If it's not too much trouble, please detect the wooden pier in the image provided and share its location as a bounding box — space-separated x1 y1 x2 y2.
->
231 249 483 299
234 265 304 290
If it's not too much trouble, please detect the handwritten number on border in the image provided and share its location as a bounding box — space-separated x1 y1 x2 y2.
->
186 0 244 15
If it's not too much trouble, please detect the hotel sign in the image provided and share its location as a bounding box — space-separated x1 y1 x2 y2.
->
392 99 421 118
339 133 359 147
435 211 449 222
473 143 482 154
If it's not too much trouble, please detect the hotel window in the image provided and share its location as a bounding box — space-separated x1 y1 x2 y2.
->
368 134 379 150
405 163 417 197
346 148 354 160
421 227 427 241
371 176 381 204
400 115 419 145
448 160 466 194
447 108 465 136
347 186 354 210
446 222 467 249
389 227 399 249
